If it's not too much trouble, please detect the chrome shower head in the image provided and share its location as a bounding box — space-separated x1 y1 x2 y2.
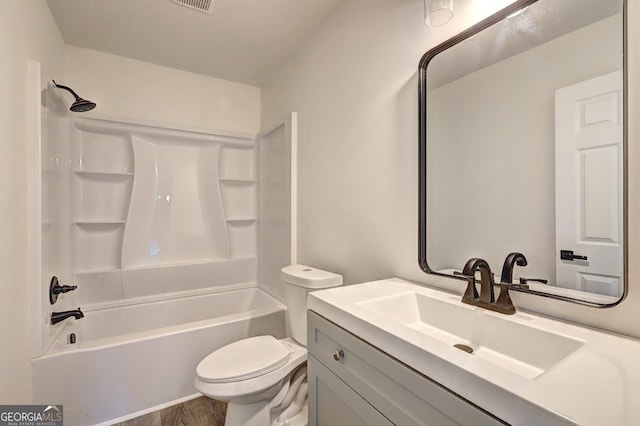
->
53 80 96 112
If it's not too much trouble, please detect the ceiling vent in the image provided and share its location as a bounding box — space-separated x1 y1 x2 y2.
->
171 0 216 14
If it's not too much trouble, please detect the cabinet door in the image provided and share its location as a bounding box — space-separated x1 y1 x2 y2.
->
308 354 393 426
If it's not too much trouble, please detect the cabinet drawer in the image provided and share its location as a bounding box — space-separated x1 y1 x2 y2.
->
308 311 505 426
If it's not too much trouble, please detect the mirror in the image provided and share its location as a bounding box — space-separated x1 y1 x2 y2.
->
419 0 626 306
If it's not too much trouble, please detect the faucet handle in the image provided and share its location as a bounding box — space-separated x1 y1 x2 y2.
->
499 281 530 291
49 276 78 305
454 271 479 301
519 277 547 285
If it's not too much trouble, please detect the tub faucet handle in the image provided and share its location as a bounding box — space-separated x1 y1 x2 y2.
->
49 276 78 305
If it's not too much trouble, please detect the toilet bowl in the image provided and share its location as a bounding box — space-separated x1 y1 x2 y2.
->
195 265 342 426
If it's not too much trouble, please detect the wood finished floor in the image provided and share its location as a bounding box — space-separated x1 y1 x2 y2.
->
113 397 226 426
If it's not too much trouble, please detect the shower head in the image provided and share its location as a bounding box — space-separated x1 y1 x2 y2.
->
52 80 96 112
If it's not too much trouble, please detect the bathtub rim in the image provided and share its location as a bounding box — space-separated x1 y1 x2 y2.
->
82 281 260 313
38 285 287 358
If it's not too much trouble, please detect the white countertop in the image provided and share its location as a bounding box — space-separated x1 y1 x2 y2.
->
308 278 640 426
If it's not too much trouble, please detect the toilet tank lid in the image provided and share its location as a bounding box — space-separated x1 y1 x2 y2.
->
281 264 343 288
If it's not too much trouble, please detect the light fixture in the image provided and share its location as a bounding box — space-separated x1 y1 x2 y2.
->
424 0 454 27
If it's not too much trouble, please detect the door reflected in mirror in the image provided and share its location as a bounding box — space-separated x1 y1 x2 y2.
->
419 0 626 306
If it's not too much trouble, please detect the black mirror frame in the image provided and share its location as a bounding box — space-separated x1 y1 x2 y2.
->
417 0 628 308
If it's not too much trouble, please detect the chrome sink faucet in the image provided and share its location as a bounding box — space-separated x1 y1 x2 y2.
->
459 257 529 315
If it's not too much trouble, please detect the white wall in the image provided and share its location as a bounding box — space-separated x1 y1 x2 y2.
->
64 45 261 135
262 0 640 338
0 1 65 403
261 0 527 286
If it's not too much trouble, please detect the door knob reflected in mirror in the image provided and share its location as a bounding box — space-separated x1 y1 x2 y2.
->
560 250 588 262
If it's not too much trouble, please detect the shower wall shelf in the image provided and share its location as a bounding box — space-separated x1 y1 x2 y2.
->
69 115 259 305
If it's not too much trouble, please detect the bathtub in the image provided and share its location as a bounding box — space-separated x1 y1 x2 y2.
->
31 287 287 426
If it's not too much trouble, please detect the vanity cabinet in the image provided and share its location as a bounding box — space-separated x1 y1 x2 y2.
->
307 311 505 426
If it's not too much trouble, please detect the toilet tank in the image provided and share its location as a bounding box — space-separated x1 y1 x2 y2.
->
281 265 343 346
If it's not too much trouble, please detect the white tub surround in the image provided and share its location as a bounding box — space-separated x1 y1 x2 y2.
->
308 278 640 426
35 103 266 354
32 102 297 425
38 102 296 328
70 115 258 305
32 287 286 426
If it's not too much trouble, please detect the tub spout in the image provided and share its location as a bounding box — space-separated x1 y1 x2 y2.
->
51 308 84 325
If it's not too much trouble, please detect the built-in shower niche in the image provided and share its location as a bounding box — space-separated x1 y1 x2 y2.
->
220 145 257 258
70 117 258 306
71 121 133 305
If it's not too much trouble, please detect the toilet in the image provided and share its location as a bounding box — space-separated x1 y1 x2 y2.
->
195 265 343 426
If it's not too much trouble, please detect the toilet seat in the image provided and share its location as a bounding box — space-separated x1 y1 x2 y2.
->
197 336 291 384
195 337 307 403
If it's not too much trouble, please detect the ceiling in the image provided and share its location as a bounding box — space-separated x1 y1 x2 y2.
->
47 0 346 86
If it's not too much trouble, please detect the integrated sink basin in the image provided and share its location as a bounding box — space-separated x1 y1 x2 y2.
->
308 278 640 425
357 290 585 379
